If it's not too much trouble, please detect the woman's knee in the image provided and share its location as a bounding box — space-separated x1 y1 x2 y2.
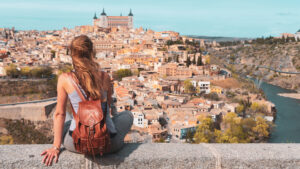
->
120 110 133 124
112 110 133 132
62 133 78 153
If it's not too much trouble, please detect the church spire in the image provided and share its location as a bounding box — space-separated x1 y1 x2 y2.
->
128 9 133 16
93 12 97 19
101 8 107 16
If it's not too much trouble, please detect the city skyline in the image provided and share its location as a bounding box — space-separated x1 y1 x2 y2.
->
0 0 300 38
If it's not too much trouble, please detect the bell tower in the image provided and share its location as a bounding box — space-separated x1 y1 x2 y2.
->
128 9 134 29
100 8 108 28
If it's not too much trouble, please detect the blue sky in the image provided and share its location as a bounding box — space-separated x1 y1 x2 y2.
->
0 0 299 37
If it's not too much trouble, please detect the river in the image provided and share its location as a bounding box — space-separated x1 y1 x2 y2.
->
253 79 300 143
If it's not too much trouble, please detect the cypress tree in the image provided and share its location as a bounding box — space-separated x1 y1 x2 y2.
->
186 57 191 67
192 55 196 65
197 55 203 66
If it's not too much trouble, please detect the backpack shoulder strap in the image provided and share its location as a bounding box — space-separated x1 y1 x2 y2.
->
67 72 87 102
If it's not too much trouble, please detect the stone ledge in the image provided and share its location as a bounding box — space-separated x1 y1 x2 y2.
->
1 143 300 169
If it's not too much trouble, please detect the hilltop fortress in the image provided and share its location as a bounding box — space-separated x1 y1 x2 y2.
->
93 9 134 29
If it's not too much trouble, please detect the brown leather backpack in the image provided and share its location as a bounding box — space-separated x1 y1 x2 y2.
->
67 71 112 156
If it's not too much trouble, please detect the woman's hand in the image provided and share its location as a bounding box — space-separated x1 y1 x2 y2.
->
41 146 60 166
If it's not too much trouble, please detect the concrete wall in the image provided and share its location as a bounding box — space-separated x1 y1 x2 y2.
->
1 143 300 169
0 101 56 121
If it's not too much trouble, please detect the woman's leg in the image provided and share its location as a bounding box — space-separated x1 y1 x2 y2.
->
61 111 133 154
108 110 133 153
62 131 78 153
62 112 78 153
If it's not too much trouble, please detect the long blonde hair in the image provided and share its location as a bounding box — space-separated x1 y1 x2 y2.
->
70 35 102 100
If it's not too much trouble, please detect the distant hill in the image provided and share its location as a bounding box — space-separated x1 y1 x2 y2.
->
185 35 252 42
209 41 300 91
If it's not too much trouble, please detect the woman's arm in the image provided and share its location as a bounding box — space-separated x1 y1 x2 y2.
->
41 74 68 166
53 74 68 148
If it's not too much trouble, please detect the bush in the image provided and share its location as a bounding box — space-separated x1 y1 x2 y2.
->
5 64 19 78
155 138 165 143
114 69 132 81
30 67 53 78
0 135 14 145
226 91 236 98
184 79 195 93
204 92 220 101
194 113 271 143
166 40 183 46
4 119 51 144
250 102 268 114
5 65 54 78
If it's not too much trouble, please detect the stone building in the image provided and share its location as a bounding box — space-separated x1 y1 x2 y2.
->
158 63 192 77
93 9 134 29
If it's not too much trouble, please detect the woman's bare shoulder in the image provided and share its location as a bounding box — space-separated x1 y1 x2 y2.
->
57 72 74 88
58 72 70 82
57 72 75 93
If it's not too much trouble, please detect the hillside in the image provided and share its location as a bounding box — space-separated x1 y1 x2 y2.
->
209 42 300 92
186 35 251 42
0 79 56 104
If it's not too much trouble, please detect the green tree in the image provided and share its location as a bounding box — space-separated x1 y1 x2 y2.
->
132 69 140 76
186 129 194 143
155 138 165 143
51 50 56 59
20 67 31 77
205 56 210 65
5 64 19 78
186 57 191 67
204 92 220 101
176 55 179 63
40 66 53 78
197 55 203 66
183 79 194 93
194 116 215 143
58 64 73 75
192 55 196 65
114 69 133 81
192 113 270 143
158 117 168 127
252 116 269 141
241 118 256 141
250 102 267 114
30 66 53 78
236 104 245 114
220 112 249 143
214 129 229 143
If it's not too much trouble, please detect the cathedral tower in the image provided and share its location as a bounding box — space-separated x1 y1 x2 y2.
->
128 9 134 29
99 8 108 28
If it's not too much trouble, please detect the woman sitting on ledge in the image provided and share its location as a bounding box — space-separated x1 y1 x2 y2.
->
41 35 133 166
